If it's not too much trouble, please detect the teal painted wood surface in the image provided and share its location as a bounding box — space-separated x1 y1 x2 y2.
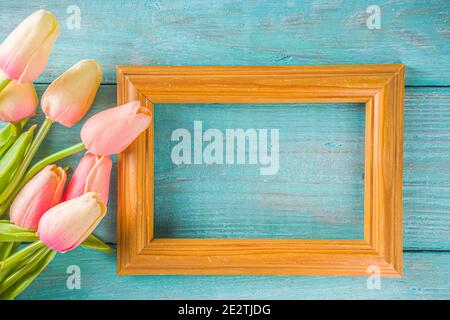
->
0 0 449 86
2 85 449 299
17 248 450 300
154 103 366 240
5 85 446 250
0 0 448 299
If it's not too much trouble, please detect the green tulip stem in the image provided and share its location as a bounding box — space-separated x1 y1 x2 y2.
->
0 142 86 216
25 142 86 182
0 78 11 93
0 118 53 204
11 122 22 137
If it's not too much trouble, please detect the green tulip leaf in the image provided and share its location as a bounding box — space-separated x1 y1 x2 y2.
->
82 234 116 254
0 125 16 158
0 242 19 261
0 126 35 193
0 120 28 158
0 249 55 300
0 241 44 283
0 246 50 294
0 222 38 242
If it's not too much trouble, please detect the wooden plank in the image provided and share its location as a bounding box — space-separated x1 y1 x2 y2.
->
1 85 448 250
0 1 448 86
17 249 450 299
403 88 450 251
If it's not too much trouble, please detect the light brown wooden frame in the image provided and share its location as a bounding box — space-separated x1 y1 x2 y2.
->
117 65 405 277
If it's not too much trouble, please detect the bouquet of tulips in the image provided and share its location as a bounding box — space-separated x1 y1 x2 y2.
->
0 10 151 299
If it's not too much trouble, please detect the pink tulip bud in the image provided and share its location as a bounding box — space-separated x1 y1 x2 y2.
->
38 192 107 253
10 165 66 229
63 152 112 204
0 9 60 83
80 100 151 155
0 71 38 122
41 60 102 127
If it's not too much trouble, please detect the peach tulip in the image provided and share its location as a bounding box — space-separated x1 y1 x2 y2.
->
41 60 102 127
63 152 112 204
38 192 106 253
0 9 60 83
80 100 151 155
10 165 66 229
0 71 38 122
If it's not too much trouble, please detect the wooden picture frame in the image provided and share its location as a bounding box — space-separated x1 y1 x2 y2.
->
117 65 405 277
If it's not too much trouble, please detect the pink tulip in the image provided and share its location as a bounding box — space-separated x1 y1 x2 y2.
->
0 9 60 83
80 100 151 155
0 71 38 122
38 192 107 253
63 152 112 204
41 60 102 127
10 165 66 229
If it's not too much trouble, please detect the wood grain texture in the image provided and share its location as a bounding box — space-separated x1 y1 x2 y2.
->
0 0 446 299
17 248 450 300
0 0 448 86
154 102 366 240
1 85 447 251
116 65 404 276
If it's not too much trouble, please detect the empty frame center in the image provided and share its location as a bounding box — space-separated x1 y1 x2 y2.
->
154 103 365 239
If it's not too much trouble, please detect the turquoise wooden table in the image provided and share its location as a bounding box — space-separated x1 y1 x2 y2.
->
0 0 449 299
